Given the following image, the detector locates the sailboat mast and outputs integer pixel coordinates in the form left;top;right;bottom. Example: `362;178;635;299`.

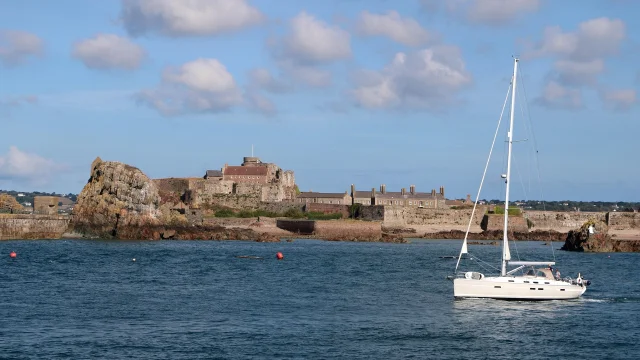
502;58;518;276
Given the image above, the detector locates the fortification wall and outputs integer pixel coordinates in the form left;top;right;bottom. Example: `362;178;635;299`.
275;219;382;239
306;203;350;218
314;220;381;240
383;206;487;228
607;212;639;230
0;214;70;240
481;214;529;232
153;178;190;203
524;211;606;231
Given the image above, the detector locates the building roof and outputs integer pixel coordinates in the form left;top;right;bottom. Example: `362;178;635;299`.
205;170;223;177
223;166;268;176
353;190;443;200
298;192;348;198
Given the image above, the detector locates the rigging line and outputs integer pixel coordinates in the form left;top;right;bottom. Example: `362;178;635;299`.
518;63;556;262
455;82;512;273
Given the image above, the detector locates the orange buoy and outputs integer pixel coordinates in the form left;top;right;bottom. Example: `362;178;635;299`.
9;251;17;258
276;252;284;260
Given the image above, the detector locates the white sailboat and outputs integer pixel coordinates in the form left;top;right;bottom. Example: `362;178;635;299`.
451;58;591;300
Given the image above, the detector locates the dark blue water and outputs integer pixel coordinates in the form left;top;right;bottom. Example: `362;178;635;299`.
1;239;638;359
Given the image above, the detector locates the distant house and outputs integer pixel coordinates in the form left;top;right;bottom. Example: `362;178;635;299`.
17;193;25;197
297;191;351;205
351;184;446;209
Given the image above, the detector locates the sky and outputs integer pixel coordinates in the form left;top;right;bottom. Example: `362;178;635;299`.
0;0;638;202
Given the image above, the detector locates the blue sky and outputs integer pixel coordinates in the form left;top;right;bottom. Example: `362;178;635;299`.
0;0;638;201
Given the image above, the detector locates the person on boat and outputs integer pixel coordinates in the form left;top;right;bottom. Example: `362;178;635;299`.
555;269;561;280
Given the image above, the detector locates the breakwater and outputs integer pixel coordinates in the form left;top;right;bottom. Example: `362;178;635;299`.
0;214;71;240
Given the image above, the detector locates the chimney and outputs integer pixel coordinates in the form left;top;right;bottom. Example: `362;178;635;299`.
224;163;228;168
371;187;376;198
380;184;386;194
351;184;355;196
410;185;415;195
401;188;406;195
466;194;471;203
431;189;436;196
440;186;445;197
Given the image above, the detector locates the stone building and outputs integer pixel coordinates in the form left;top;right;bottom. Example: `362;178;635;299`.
351;184;446;209
296;191;352;205
34;196;59;215
192;156;297;205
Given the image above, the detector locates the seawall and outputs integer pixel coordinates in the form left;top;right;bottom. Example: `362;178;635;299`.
0;214;71;240
276;219;382;241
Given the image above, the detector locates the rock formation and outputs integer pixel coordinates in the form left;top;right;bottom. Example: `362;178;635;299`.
0;194;25;213
71;157;164;238
562;219;640;252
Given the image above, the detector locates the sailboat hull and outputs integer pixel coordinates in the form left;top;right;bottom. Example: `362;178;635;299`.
453;277;586;300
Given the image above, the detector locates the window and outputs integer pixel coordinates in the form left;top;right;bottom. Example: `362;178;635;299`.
409;201;412;205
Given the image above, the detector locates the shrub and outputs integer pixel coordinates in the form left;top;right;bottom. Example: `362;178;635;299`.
306;211;343;220
214;209;235;217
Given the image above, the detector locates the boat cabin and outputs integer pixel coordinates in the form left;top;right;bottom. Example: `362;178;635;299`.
524;267;554;280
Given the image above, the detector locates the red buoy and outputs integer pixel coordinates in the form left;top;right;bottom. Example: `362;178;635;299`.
9;251;17;258
276;252;284;260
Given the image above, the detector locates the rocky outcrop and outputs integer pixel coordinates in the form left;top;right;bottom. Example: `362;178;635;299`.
71;157;164;238
0;194;25;213
562;220;640;252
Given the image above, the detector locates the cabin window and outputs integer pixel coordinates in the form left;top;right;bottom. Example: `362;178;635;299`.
530;288;536;290
494;286;501;288
508;280;514;282
560;289;566;291
538;288;544;290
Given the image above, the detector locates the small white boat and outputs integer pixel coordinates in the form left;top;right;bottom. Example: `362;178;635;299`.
450;57;591;301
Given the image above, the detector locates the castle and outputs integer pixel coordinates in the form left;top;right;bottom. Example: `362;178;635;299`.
154;156;297;209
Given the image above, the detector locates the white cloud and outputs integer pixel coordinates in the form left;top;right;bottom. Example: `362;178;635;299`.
268;11;351;88
72;34;145;70
525;17;627;111
245;91;276;116
121;0;265;37
421;0;540;25
0;146;62;184
356;11;430;46
553;59;604;86
136;58;242;116
350;45;472;110
533;81;583;110
526;18;626;62
281;11;351;64
248;68;291;93
0;30;44;66
600;88;637;111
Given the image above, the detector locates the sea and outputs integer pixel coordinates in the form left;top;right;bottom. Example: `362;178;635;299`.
1;239;638;360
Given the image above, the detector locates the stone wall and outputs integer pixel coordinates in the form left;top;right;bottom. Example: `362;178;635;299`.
276;219;315;234
153;178;190;203
34;196;59;215
275;219;382;239
524;211;607;231
314;220;381;240
359;205;385;221
0;214;70;240
306;203;350;217
607;212;639;230
383;206;487;227
481;214;529;232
